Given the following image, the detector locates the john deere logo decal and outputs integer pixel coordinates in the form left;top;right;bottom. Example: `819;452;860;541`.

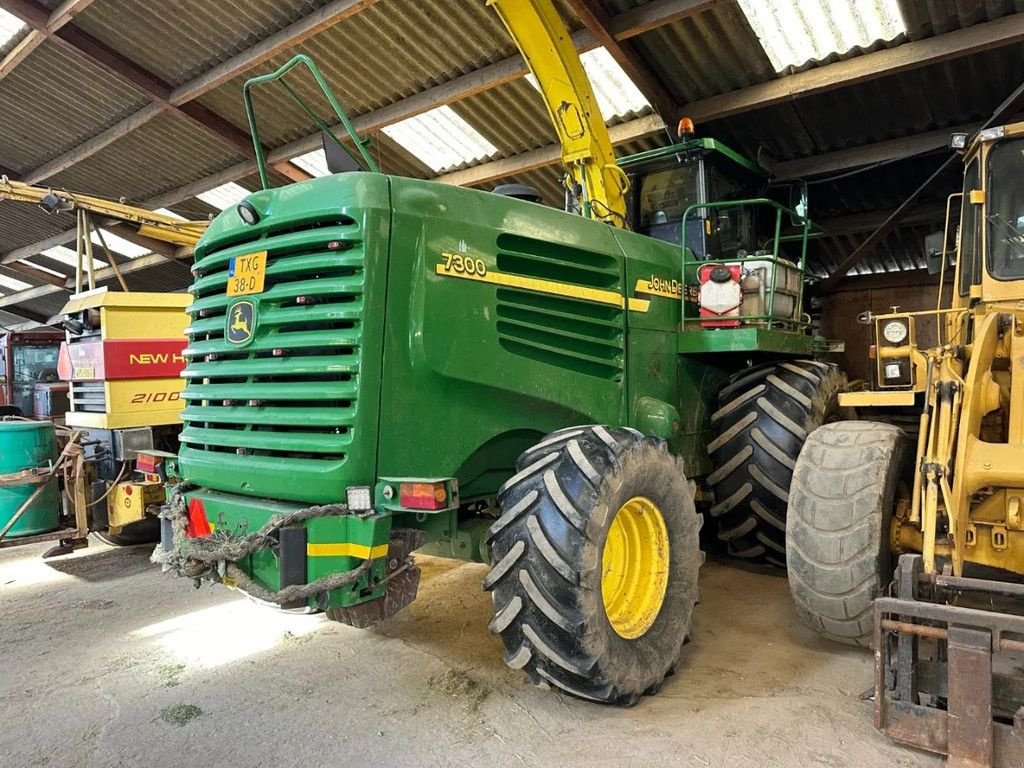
226;300;255;345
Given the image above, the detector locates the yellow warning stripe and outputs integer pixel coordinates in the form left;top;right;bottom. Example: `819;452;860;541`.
307;543;389;558
436;261;650;313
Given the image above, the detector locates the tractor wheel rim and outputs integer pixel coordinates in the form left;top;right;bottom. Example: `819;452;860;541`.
601;496;670;639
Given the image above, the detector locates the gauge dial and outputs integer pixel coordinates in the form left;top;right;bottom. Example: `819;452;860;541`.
882;321;908;344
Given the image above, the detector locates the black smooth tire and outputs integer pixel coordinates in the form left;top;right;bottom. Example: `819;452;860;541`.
484;425;702;705
706;360;847;566
92;516;161;546
786;421;907;646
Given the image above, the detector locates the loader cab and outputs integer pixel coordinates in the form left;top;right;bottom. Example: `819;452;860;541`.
620;138;768;260
947;122;1024;308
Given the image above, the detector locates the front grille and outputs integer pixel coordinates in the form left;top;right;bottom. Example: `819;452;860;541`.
180;214;364;481
69;382;107;413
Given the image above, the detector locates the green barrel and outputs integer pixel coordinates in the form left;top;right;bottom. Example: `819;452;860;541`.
0;421;59;538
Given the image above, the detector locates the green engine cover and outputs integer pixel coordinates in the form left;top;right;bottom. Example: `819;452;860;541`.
177;173;738;604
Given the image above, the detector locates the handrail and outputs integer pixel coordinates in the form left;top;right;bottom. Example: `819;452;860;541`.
680;198;812;330
243;54;379;189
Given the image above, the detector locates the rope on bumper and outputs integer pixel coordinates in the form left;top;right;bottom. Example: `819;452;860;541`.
151;485;371;605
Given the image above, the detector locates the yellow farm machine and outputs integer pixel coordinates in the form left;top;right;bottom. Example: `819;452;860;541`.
787;122;1024;765
0;179;203;554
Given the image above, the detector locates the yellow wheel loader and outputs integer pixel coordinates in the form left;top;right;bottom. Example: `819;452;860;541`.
787;121;1024;765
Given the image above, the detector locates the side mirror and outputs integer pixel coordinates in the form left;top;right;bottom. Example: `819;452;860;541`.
788;181;809;226
321;130;362;175
924;231;946;275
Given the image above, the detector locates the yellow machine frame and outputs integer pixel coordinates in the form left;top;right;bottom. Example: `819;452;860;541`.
842;121;1024;576
0;178;206;247
486;0;630;226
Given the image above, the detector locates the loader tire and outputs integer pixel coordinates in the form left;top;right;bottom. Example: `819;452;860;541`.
485;426;702;705
706;360;847;566
786;421;907;646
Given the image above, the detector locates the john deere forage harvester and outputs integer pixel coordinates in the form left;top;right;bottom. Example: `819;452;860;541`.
158;1;846;704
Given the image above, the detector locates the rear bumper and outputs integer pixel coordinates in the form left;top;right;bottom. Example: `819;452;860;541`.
168;487;390;610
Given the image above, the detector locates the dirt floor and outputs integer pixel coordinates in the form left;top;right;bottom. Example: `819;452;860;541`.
0;540;938;768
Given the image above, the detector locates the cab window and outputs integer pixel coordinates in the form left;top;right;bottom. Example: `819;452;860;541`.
637;163;701;243
987;138;1024;280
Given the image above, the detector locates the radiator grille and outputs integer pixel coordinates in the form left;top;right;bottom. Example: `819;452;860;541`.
180;215;363;472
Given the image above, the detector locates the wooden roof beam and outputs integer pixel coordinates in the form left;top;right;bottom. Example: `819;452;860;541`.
16;0;383;184
687;13;1024;122
16;0;696;185
607;0;721;40
564;0;680;122
0;0;92;81
1;0;258;157
819;77;1024;291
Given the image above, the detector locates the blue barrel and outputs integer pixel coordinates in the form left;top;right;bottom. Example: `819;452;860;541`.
0;421;59;538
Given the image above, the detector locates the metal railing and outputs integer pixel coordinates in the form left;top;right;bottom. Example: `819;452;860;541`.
681;198;812;330
243;54;379;189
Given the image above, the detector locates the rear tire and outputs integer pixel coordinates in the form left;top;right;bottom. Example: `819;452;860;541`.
786;421;907;646
706;360;847;566
485;426;702;705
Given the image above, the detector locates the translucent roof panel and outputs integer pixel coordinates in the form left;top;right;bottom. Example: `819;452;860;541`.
90;229;150;259
526;47;649;122
41;245;106;272
196;182;250;211
580;47;649;120
381;105;498;173
0;10;24;49
736;0;906;72
291;149;330;178
0;274;30;292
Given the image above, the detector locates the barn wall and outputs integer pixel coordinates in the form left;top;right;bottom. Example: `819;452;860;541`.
820;270;954;385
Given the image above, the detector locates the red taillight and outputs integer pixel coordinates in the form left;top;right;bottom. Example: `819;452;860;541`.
186;498;212;538
136;453;160;473
399;482;448;510
56;342;74;382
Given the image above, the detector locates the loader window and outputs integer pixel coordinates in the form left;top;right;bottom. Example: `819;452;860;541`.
959;158;982;295
987;138;1024;280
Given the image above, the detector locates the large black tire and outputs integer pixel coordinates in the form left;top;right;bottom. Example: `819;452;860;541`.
786;421;907;646
706;360;847;566
484;425;702;705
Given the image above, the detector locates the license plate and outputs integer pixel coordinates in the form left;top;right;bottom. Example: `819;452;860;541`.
74;366;95;379
226;251;267;297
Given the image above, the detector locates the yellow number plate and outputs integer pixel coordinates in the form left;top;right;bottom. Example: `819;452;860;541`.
226;251;267;297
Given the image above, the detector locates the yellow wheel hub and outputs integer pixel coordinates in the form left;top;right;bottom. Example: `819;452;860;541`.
601;496;670;639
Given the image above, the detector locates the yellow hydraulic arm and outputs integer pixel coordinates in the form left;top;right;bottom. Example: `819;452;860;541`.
0;177;207;248
487;0;629;227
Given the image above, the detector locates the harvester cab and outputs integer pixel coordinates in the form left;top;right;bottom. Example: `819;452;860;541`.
786;121;1024;762
158;2;849;706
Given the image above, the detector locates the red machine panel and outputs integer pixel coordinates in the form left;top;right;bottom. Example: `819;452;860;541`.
58;339;187;381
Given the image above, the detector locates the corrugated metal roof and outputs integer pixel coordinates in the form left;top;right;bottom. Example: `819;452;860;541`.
71;0;339;88
735;0;906;72
0;44;149;174
44;112;248;204
0;0;1022;317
